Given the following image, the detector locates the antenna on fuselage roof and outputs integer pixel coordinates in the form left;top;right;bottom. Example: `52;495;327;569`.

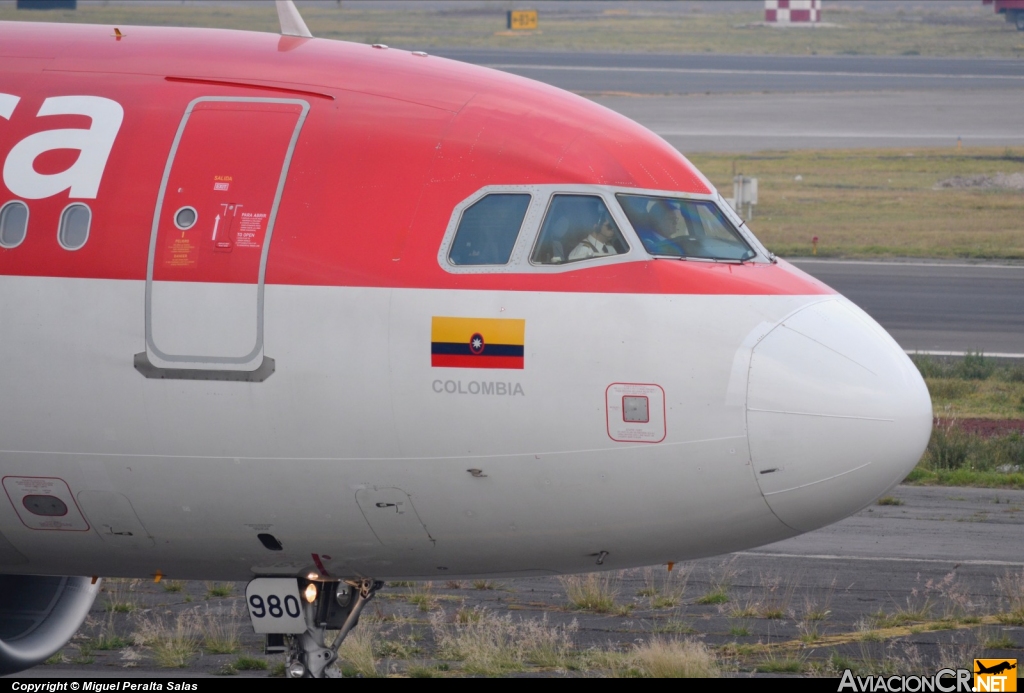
276;0;313;39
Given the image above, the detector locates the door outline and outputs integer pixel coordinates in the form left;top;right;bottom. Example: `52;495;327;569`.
140;96;309;378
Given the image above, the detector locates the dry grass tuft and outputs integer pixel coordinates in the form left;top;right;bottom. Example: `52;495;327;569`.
200;604;241;654
636;639;719;678
406;582;436;612
638;565;690;610
996;570;1024;625
430;608;577;675
132;610;201;668
335;620;382;678
609;638;720;678
104;578;141;613
560;573;619;613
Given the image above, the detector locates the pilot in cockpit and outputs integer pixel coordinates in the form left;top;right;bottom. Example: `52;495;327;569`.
567;213;621;261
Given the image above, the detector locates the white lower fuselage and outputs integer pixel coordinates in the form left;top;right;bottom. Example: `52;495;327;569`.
0;272;932;581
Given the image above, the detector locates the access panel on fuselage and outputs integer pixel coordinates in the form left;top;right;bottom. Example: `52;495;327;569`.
145;98;308;374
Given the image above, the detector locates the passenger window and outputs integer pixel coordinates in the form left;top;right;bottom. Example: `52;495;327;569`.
58;203;91;251
0;200;28;248
448;194;530;266
616;194;755;262
531;195;627;265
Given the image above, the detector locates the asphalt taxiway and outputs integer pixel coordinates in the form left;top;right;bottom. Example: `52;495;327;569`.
434;50;1024;95
436;50;1024;152
791;260;1024;356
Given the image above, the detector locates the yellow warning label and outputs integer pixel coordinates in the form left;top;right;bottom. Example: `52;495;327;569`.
166;236;196;268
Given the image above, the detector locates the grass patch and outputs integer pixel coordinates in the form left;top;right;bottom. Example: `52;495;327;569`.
912;354;1024;419
204;582;233;598
877;496;904;506
995;570;1024;625
406;582;436;612
234;656;268;671
406;665;436;678
336;620;382;678
471;580;499;591
638;565;690;611
757;655;805;674
430;609;576;675
798;623;822;644
696;588;729;605
44;652;67;665
901;357;1024;487
200;605;241;655
628;638;720;678
870;600;934;629
133;611;201;669
560;573;619;613
161;580;185;593
104;578;140;613
983;632;1018;650
91;634;129;651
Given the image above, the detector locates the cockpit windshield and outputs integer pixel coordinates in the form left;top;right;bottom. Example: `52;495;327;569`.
616;194;756;262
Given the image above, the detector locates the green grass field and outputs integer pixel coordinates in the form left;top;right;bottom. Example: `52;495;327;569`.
907;355;1024;487
912;354;1024;420
2;3;1023;58
689;147;1024;260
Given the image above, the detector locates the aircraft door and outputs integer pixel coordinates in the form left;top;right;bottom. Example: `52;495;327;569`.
140;97;309;379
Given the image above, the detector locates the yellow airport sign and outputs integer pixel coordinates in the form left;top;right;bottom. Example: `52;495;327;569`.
507;10;538;30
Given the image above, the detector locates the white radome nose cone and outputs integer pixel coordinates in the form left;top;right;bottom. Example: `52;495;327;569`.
747;298;932;532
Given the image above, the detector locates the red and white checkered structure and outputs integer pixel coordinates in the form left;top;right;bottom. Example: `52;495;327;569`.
765;0;822;23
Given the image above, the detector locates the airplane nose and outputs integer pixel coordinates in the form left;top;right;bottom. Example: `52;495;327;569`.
746;298;932;533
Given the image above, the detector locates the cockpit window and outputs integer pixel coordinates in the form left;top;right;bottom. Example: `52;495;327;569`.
616;194;756;262
531;195;628;265
448;193;531;266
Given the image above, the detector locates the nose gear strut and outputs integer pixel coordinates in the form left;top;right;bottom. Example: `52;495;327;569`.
285;578;383;678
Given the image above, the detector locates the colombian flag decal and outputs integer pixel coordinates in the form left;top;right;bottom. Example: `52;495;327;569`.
431;317;525;369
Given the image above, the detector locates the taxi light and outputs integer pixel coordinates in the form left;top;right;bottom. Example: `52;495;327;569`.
304;582;318;603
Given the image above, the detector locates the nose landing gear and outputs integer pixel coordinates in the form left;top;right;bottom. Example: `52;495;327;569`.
285;578;383;678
